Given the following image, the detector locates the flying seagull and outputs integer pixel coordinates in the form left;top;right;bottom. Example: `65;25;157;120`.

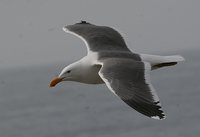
50;21;184;120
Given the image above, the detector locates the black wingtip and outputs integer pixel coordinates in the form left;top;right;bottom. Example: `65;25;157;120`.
76;20;91;24
150;112;166;120
123;99;166;120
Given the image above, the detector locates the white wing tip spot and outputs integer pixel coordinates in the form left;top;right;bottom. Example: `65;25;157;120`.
151;114;166;120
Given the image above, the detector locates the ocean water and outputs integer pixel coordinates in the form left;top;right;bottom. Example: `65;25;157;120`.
0;50;199;137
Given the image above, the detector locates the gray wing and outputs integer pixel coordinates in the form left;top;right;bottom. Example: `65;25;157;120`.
63;21;130;53
98;58;166;120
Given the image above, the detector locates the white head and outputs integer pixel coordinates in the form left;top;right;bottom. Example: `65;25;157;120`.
49;61;83;87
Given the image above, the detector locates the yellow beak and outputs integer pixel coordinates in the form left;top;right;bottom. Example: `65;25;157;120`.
49;77;64;87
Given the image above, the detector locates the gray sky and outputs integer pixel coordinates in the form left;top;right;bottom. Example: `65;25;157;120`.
0;0;199;68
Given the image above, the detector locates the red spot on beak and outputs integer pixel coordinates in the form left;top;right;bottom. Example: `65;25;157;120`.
49;77;64;87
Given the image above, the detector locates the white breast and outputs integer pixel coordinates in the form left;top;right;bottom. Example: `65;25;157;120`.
78;52;104;84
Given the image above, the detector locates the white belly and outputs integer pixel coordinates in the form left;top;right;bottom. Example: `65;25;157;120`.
80;65;104;84
75;52;104;84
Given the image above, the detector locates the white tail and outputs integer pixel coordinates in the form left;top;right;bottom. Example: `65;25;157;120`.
140;54;185;69
164;55;185;62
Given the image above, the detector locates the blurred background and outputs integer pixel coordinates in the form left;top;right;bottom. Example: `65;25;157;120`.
0;0;199;137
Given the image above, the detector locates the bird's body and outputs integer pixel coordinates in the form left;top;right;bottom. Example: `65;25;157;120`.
70;52;103;84
50;21;184;120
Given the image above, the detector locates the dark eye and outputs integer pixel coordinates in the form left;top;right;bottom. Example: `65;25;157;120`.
67;70;71;73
